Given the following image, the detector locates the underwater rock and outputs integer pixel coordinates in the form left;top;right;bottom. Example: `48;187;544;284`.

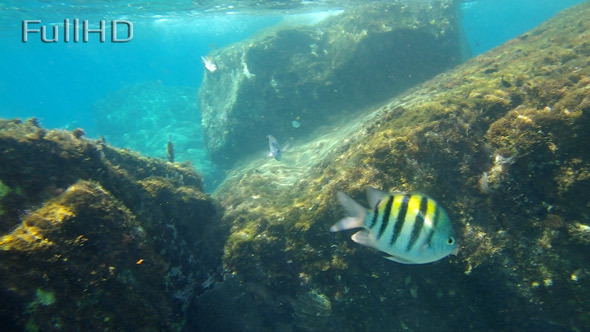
199;0;467;167
213;2;590;331
0;119;225;331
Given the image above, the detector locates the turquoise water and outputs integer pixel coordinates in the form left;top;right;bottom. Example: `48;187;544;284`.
1;1;589;331
461;0;585;55
0;0;585;189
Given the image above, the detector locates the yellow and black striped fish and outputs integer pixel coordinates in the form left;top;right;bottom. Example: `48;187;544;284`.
330;187;457;264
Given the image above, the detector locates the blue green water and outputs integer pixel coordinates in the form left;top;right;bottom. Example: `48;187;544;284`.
0;0;585;190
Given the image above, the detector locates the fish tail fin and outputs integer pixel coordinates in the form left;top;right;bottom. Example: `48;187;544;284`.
330;191;366;232
281;143;290;153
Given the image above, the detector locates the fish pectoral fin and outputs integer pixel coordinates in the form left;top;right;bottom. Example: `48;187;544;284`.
350;230;375;248
384;255;416;264
420;243;431;252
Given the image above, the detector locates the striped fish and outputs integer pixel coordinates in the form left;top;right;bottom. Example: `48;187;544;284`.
330;187;457;264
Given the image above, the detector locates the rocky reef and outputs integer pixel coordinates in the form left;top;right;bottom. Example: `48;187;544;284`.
93;82;222;189
199;0;467;167
212;2;590;331
0;119;225;331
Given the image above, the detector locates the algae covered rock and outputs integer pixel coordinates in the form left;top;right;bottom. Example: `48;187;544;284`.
212;2;590;331
0;119;225;331
199;0;466;167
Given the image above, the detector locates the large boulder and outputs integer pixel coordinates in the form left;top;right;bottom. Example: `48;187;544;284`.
199;0;467;167
0;119;225;331
209;2;590;331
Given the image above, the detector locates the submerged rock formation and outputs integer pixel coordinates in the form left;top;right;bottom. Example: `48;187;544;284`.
211;2;590;331
0;119;225;331
199;0;466;167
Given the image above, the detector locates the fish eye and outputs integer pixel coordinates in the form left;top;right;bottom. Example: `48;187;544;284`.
447;237;455;245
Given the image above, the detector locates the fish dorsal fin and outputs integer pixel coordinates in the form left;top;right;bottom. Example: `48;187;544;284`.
366;187;388;208
384;255;416;264
337;191;366;219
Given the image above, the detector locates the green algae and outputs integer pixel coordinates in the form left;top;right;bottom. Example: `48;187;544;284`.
0;179;9;216
35;288;56;306
0;179;9;199
24;320;39;332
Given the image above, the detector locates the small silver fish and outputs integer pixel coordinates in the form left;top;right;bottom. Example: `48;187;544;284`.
201;56;217;72
201;274;215;290
267;135;289;161
166;134;175;163
331;187;457;264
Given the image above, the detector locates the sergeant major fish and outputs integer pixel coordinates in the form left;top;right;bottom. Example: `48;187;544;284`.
267;135;289;161
201;56;217;73
330;187;457;264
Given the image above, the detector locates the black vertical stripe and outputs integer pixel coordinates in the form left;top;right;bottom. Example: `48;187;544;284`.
407;196;428;251
425;202;440;247
390;195;409;245
368;200;380;229
376;195;394;239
